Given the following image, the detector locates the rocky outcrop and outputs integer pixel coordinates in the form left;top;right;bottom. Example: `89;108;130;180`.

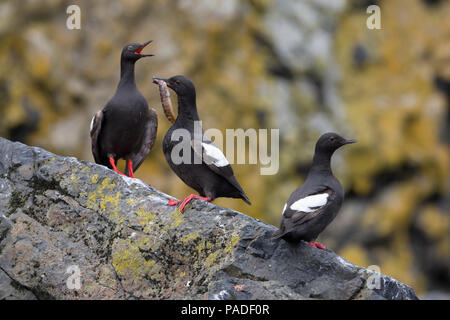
2;0;449;295
0;137;418;300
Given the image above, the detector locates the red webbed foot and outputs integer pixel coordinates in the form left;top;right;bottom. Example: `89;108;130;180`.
168;194;211;212
307;242;327;250
109;157;127;176
168;199;182;206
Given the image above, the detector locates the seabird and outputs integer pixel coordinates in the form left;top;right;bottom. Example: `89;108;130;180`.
152;75;251;212
272;132;356;249
90;41;158;178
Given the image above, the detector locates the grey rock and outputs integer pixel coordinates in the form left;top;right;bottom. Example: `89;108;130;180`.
0;137;418;299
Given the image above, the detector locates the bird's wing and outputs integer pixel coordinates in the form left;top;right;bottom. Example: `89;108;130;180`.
274;187;334;238
128;109;158;173
191;138;229;168
190;137;249;199
90;110;104;164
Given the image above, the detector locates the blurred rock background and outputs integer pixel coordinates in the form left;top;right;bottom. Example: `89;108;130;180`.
0;0;448;298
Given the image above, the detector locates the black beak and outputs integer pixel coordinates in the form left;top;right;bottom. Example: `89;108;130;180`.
135;40;154;57
344;138;357;144
153;77;172;88
153;77;167;83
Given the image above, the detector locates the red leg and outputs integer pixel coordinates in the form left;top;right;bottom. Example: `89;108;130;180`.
307;242;327;250
168;199;183;206
168;194;211;212
126;160;135;178
109;157;126;176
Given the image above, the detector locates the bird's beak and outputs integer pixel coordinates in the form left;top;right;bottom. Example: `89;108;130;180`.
344;138;357;144
134;40;154;57
152;77;168;83
153;77;172;88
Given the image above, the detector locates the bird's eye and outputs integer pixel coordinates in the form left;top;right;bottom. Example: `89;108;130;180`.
329;137;335;141
127;46;132;50
175;80;180;84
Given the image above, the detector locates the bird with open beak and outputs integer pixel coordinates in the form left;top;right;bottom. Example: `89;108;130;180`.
90;40;158;179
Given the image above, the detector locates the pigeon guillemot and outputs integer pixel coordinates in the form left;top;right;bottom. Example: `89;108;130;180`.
152;75;251;212
272;132;356;249
90;41;158;178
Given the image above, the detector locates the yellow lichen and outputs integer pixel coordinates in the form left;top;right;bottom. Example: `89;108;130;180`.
169;208;184;229
85;177;124;224
181;232;200;244
70;173;79;183
91;174;99;184
205;251;219;267
136;206;156;226
197;241;205;255
126;198;137;205
112;239;160;281
224;235;239;253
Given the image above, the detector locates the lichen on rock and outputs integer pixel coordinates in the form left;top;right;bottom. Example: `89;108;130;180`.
0;137;418;299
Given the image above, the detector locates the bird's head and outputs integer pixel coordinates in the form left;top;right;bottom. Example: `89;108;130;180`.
315;132;357;154
121;41;154;61
153;75;195;97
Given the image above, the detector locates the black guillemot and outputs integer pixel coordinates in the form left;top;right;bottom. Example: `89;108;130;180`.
272;132;356;249
152;75;251;212
90;41;158;179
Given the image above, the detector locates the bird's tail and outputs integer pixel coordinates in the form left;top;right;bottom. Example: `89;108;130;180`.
240;192;252;205
271;227;285;240
226;175;251;205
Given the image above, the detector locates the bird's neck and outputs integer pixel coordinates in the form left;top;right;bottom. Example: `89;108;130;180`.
309;152;333;177
118;59;136;89
177;93;200;121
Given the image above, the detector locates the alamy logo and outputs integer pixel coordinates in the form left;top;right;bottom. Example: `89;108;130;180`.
66;265;81;290
366;5;381;29
366;265;382;290
170;121;279;175
66;5;81;30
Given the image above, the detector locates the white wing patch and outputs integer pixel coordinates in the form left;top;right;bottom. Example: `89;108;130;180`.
90;115;95;133
202;142;229;167
290;193;329;213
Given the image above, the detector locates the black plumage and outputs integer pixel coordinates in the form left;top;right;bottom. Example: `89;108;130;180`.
272;132;356;249
153;75;251;212
90;41;158;178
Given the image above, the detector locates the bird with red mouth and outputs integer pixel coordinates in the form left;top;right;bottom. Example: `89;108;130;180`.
90;41;158;179
152;75;251;212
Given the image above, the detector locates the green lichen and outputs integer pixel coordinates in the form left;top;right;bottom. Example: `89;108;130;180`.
112;239;162;281
97;266;118;289
80;166;90;173
91;174;99;184
169;208;184;229
224;235;240;253
86;177;125;224
136;207;156;226
70;173;80;183
205;251;220;267
181;232;200;244
197;241;205;255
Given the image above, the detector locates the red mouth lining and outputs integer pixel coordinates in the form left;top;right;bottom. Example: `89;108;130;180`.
134;46;145;55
